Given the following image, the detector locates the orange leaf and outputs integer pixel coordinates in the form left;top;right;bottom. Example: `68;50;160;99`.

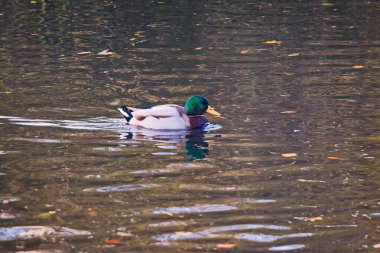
294;216;323;222
281;153;298;158
217;243;236;249
105;239;121;244
352;65;365;69
87;210;97;217
326;156;340;160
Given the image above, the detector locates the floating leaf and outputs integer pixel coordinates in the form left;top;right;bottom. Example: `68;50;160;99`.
352;65;365;69
105;239;122;244
264;40;281;45
77;51;91;55
280;110;297;114
240;49;252;54
35;211;56;219
97;49;114;56
217;243;236;249
281;153;298;158
86;210;97;217
294;216;323;222
298;179;326;183
116;231;133;237
326;156;341;160
288;53;300;57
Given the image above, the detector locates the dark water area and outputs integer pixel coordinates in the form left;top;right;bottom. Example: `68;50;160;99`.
0;1;379;252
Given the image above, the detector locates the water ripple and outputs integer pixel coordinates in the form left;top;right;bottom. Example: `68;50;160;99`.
83;184;159;193
151;204;237;214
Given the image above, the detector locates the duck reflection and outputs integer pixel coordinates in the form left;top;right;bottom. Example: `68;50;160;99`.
119;127;211;161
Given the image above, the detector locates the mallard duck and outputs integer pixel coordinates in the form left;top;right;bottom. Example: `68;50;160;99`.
117;95;221;130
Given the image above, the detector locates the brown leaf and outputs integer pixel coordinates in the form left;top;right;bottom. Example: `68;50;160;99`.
281;153;298;158
87;210;97;217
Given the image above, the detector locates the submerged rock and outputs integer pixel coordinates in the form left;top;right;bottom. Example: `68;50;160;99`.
0;226;91;242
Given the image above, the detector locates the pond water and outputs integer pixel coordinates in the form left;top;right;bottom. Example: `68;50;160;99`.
0;1;379;252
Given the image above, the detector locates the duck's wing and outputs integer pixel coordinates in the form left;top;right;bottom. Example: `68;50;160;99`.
132;105;184;121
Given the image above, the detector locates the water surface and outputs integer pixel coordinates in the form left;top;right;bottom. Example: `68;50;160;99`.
0;1;379;252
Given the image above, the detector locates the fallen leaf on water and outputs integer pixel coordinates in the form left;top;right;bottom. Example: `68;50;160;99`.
35;211;56;219
281;153;298;158
105;239;122;244
97;50;114;56
280;110;297;114
326;156;341;160
77;51;91;55
86;210;97;217
175;231;192;235
240;49;252;54
264;40;281;45
352;65;365;69
298;179;326;183
217;243;236;249
116;231;133;237
288;53;300;57
294;216;323;222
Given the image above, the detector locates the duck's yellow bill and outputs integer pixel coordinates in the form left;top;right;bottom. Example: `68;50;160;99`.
206;106;221;116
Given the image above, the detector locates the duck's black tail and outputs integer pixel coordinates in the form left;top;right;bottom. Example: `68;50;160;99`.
118;106;134;123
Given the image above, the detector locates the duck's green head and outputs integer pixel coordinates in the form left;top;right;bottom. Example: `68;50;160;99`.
184;95;221;116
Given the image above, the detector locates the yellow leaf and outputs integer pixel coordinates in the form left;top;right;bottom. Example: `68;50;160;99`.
77;51;91;55
217;243;236;249
294;216;323;222
352;65;365;69
281;153;298;158
240;49;252;54
264;40;281;45
280;110;297;114
288;53;300;57
35;211;56;219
